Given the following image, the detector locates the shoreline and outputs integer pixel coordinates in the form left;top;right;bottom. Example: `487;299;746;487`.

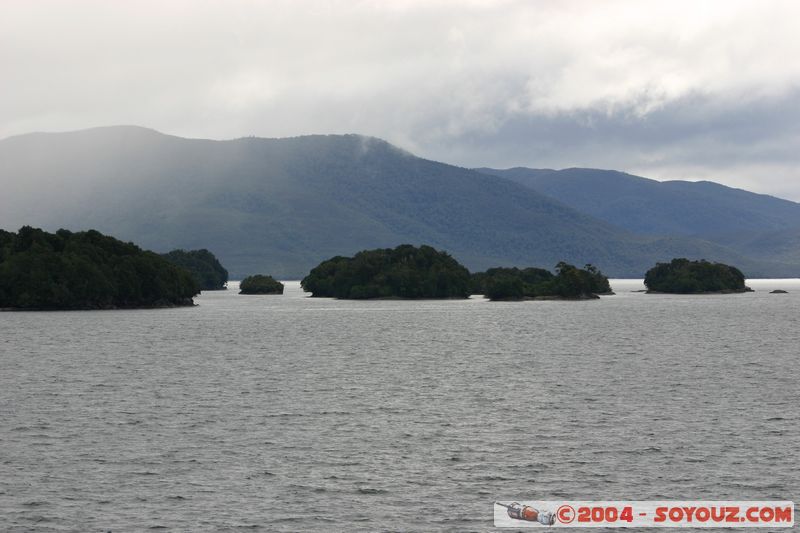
489;293;604;301
0;300;196;312
320;295;471;301
645;287;753;295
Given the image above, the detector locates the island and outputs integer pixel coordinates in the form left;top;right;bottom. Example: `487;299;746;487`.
301;244;471;299
644;258;751;294
0;226;198;310
472;262;612;300
161;248;228;290
239;275;284;294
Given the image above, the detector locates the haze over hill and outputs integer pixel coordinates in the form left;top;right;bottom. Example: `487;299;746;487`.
478;167;800;267
2;126;798;278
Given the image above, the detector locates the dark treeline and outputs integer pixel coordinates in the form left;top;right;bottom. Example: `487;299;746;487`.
644;258;748;293
0;227;198;309
302;244;612;300
239;275;284;294
301;244;471;299
161;249;228;290
7;227;745;307
471;262;612;300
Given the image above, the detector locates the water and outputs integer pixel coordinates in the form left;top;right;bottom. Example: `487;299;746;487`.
1;280;798;531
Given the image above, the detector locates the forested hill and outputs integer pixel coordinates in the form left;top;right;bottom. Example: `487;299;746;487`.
0;227;197;309
1;126;797;278
476;167;800;266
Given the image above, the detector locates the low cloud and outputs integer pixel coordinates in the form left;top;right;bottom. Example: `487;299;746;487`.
3;0;800;198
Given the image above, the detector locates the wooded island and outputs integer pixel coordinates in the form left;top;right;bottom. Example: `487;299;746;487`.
644;258;751;294
0;227;198;309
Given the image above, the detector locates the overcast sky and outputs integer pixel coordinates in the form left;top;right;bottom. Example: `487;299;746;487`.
3;0;800;199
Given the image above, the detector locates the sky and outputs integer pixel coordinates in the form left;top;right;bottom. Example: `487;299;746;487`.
3;0;800;199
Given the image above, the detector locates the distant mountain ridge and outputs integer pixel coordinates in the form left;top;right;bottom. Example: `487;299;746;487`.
477;166;800;266
1;126;798;278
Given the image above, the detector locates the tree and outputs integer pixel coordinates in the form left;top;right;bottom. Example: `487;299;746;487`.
160;248;228;290
301;244;471;299
0;227;198;309
239;275;284;294
644;258;748;293
472;262;610;300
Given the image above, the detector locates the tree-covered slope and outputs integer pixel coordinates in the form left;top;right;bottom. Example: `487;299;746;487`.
301;244;471;299
239;274;284;295
644;258;750;294
472;263;611;300
477;167;800;241
161;248;228;290
0;226;198;309
1;126;797;278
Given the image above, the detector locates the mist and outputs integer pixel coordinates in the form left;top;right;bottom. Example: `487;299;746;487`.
3;1;800;199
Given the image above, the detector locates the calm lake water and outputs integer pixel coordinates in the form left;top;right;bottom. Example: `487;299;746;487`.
1;280;798;531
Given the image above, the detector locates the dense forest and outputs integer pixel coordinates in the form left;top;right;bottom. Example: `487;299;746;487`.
161;248;228;290
0;227;198;309
644;258;749;293
472;263;612;300
6;127;795;279
239;275;284;294
301;244;471;299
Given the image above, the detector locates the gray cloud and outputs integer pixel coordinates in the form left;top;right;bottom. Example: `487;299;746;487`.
3;0;800;198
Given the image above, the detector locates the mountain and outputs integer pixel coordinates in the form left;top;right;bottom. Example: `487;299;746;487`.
1;126;797;278
476;167;800;264
719;227;800;266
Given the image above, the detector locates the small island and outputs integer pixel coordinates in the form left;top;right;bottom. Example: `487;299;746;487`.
301;244;471;299
0;226;198;310
644;258;751;294
472;262;612;300
239;274;284;294
161;248;228;290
